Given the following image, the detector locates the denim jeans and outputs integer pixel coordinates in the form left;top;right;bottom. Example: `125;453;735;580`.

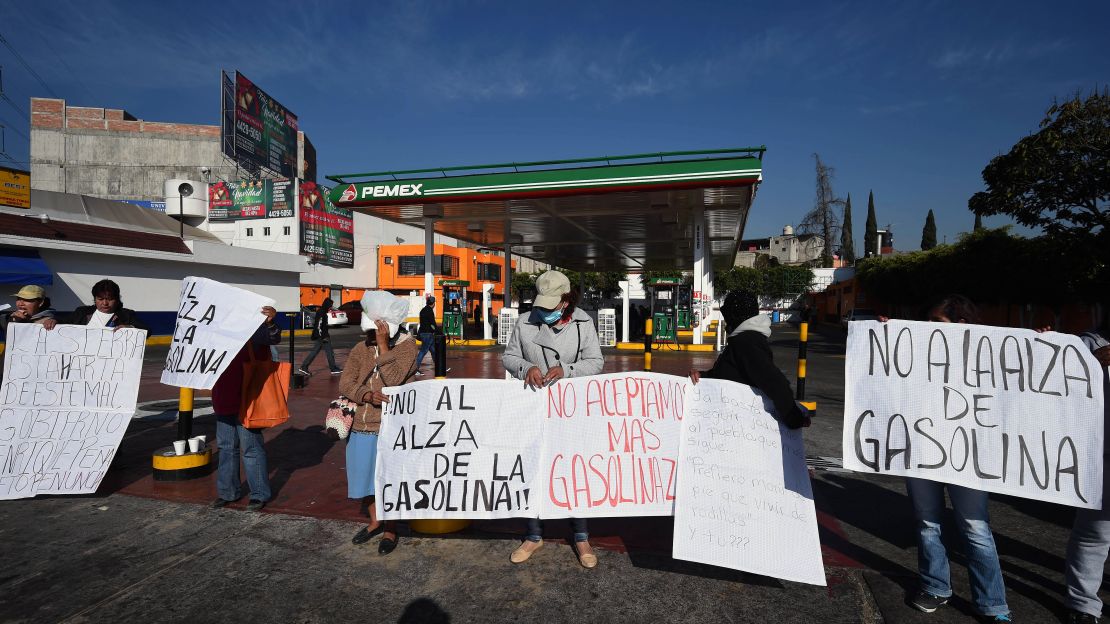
416;333;435;367
905;478;1008;616
216;414;271;502
1065;480;1110;617
526;517;588;543
301;338;339;372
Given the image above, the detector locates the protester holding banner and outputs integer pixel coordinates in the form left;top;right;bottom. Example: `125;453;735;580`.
0;285;57;333
888;295;1013;621
1064;306;1110;624
299;298;342;376
340;291;419;555
688;289;809;429
63;279;146;330
211;305;281;512
502;269;604;568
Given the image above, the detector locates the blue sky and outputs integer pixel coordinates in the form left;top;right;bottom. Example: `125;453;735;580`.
1;1;1107;250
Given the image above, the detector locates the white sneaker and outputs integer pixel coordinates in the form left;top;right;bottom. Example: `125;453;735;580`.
414;371;424;377
297;368;311;376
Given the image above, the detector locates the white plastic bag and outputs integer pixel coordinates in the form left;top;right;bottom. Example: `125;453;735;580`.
360;290;410;336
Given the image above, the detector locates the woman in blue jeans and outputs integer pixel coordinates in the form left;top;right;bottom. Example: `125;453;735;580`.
211;306;282;511
902;295;1011;622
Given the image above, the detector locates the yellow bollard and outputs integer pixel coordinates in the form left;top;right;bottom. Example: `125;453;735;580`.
644;318;653;371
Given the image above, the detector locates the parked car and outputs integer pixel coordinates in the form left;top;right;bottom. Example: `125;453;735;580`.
336;300;363;325
326;308;348;326
301;304;348;327
842;308;879;327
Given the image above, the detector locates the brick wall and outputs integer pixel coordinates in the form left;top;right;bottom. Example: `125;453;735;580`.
31;98;218;137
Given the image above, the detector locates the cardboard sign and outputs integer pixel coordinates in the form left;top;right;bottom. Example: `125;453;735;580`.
0;324;146;498
673;378;826;586
843;320;1105;509
160;277;274;390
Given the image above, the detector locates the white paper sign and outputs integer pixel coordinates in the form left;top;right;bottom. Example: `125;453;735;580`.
843;320;1105;509
160;277;274;390
0;323;146;499
673;378;826;586
540;372;684;518
377;379;544;520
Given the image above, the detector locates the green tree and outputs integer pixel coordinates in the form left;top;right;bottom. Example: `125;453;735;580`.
864;190;878;257
840;193;856;264
921;210;937;250
969;90;1109;244
510;271;536;304
973;213;984;231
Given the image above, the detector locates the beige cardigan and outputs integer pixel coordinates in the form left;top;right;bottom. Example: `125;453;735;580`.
338;335;419;433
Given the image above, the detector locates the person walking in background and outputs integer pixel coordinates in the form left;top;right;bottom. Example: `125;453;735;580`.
0;285;57;333
502;270;604;568
688;289;810;429
896;295;1012;622
64;279;145;329
414;296;437;375
341;291;419;555
211;305;282;512
1063;304;1110;624
299;298;341;376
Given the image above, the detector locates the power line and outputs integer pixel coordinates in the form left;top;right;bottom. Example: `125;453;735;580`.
0;92;28;119
0;112;29;141
0;31;59;98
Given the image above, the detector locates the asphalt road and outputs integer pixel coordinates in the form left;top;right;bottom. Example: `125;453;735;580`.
0;322;1098;623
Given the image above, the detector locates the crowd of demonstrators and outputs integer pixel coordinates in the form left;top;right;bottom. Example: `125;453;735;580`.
340;291;419;555
299;297;342;376
502;270;605;568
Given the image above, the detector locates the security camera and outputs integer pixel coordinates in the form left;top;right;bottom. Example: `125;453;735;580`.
201;166;211;175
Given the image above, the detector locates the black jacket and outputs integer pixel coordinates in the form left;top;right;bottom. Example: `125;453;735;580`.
66;305;146;330
418;305;437;335
311;308;330;341
701;331;806;429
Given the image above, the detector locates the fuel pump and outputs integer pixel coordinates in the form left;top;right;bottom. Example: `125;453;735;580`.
439;279;469;340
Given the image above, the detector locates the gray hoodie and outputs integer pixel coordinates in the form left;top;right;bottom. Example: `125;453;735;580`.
503;307;604;380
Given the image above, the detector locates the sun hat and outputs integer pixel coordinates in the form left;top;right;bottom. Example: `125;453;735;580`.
533;270;571;309
14;285;46;300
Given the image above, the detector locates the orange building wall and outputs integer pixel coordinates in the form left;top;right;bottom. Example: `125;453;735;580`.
378;244;516;320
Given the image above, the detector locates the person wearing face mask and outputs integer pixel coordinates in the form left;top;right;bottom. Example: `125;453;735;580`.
502;270;604;568
339;290;419;555
64;279;145;329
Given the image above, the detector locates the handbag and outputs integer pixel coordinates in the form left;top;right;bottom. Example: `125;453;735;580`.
239;344;292;429
324;364;378;440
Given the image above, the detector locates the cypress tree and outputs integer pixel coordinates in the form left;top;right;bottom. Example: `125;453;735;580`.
840;193;855;264
921;210;937;250
864;191;878;257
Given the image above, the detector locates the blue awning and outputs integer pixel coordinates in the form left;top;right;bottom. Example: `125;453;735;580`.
0;249;52;285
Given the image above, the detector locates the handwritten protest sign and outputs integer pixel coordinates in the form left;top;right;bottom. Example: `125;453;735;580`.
541;372;684;518
844;320;1105;509
377;379;544;520
673;378;826;586
160;277;274;390
0;324;146;499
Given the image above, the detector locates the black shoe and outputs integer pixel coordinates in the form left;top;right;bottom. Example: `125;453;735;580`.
1068;612;1098;624
210;497;238;509
378;536;398;555
352;524;384;545
909;590;949;613
247;499;266;512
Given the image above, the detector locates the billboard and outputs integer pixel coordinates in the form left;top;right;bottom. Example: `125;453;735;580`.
208;179;294;221
222;71;299;178
0;165;31;209
299;181;354;268
301;134;317;183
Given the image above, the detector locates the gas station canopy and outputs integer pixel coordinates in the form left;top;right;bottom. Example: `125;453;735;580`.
327;147;764;272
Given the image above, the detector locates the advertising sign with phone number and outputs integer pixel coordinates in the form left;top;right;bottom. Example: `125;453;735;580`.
299;181;354;268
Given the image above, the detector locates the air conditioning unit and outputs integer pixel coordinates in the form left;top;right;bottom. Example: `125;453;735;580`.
164;179;209;220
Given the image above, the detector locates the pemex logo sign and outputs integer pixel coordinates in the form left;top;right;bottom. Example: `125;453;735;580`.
337;182;425;203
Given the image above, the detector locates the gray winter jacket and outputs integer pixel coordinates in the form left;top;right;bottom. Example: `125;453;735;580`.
503;307;604;380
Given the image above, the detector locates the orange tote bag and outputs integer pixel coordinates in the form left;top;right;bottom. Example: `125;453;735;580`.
239;347;292;429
